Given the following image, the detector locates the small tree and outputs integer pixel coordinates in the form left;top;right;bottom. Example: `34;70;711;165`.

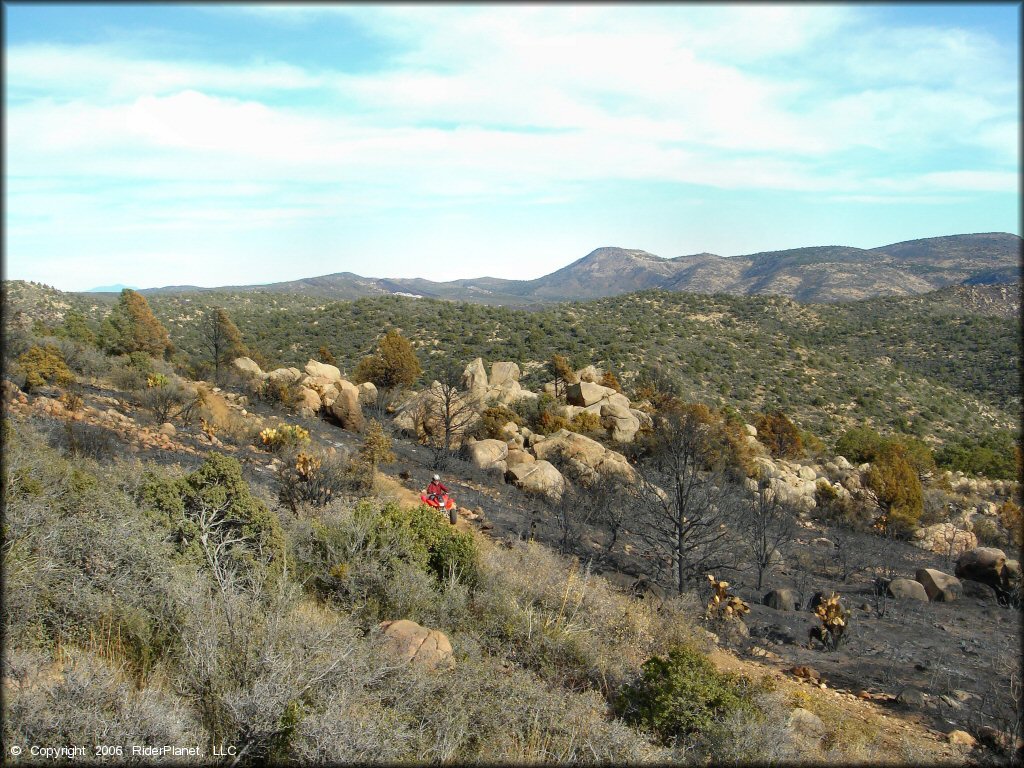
202;308;247;383
739;480;796;590
600;368;623;393
548;354;577;401
632;405;742;595
424;362;481;470
316;345;337;367
754;410;803;459
867;443;923;535
99;289;173;358
634;363;684;413
359;419;395;473
58;309;97;346
354;329;422;392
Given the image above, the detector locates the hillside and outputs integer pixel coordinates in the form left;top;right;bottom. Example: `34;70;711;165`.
6;279;1019;461
121;232;1022;305
2;321;1019;764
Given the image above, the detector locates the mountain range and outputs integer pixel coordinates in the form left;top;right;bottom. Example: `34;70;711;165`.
129;232;1020;305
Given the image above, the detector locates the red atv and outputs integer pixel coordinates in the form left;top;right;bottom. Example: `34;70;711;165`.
421;491;458;525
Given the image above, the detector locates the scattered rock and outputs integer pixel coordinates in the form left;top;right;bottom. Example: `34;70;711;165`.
789;665;820;681
947;730;976;748
887;578;929;602
896;686;927;708
763;588;799;611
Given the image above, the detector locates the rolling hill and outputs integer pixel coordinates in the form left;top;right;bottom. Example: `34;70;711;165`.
129;232;1021;305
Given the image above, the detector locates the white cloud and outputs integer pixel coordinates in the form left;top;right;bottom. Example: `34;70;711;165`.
5;5;1019;287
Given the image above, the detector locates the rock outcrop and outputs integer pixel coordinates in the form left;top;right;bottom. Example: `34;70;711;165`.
530;429;635;484
912;523;977;557
600;402;641;443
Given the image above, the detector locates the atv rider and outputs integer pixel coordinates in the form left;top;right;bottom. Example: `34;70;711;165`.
426;474;449;505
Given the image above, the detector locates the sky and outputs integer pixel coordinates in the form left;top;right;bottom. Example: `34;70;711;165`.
4;3;1020;291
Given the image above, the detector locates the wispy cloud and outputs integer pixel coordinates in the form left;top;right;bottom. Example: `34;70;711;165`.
4;5;1019;288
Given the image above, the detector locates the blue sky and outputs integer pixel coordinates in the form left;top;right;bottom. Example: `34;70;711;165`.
4;3;1020;291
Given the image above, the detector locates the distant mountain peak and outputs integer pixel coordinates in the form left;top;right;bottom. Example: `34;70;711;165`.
121;232;1020;305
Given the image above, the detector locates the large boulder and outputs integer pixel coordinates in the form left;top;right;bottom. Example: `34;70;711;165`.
785;707;826;749
955;547;1008;590
357;381;378;407
506;448;535;467
295;386;323;417
600;402;641;443
566;381;617;407
329;380;364;432
304;359;342;383
267;367;303;386
763;588;798;611
505;460;565;501
232;357;264;377
886;578;928;602
489;361;520;388
530;429;635;484
462;357;489;398
467;439;508;473
915;568;962;602
912;523;977;557
378;620;454;671
576;364;602;384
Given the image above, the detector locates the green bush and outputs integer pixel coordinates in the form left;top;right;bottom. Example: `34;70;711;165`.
16;344;75;391
569;410;602;434
867;443;923;534
937;430;1018;479
365;502;479;587
834;426;885;464
170;453;286;575
477;405;523;440
616;645;757;744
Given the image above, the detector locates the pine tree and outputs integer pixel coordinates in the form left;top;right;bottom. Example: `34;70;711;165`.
99;289;173;358
359;419;395;472
354;329;422;391
548;354;577;400
203;307;247;382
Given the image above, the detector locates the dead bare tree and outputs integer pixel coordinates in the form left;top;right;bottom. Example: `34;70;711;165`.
630;407;742;595
737;479;796;590
424;362;481;470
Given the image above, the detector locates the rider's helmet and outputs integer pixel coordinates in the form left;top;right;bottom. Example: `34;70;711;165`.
432;474;440;481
